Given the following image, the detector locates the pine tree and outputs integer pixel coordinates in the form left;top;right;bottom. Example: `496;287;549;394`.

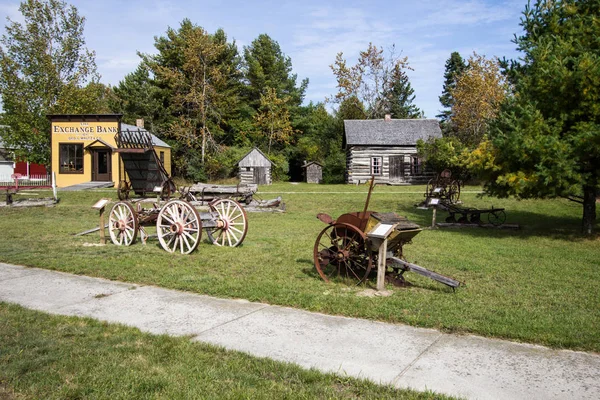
476;0;600;234
437;52;467;123
385;66;423;119
243;34;308;110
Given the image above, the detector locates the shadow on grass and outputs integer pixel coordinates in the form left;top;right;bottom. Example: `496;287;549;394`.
419;209;599;241
300;263;457;294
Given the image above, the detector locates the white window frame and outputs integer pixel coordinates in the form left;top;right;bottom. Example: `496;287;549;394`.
370;157;382;176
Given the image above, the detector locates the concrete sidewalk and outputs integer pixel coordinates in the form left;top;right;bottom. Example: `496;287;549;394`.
1;263;598;400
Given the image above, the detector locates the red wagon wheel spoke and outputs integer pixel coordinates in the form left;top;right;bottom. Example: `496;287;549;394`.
207;199;248;247
156;200;201;254
108;201;138;246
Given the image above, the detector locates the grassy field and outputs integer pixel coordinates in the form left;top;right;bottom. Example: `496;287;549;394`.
0;303;451;399
0;183;598;352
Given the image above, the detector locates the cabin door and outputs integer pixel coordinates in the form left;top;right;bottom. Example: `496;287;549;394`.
253;167;267;185
389;156;405;181
92;149;111;182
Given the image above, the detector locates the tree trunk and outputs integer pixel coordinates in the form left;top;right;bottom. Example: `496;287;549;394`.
268;124;273;155
582;185;597;235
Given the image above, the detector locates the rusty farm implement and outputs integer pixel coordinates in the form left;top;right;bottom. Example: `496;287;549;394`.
314;179;460;289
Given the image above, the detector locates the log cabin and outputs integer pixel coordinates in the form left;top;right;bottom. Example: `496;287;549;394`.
344;116;442;184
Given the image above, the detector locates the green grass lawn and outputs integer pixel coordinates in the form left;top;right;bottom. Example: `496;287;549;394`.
0;303;451;399
0;183;598;352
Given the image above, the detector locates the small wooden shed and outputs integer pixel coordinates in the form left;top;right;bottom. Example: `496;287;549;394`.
238;147;273;185
302;161;322;184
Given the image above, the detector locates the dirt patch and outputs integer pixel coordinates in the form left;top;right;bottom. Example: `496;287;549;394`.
356;288;393;298
0;197;57;208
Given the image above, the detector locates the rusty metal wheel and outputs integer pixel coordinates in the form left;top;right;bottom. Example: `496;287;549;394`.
160;178;176;201
108;201;138;246
426;178;434;198
448;180;461;203
117;180;130;201
207;199;248;247
156;199;201;254
488;209;506;226
313;223;373;284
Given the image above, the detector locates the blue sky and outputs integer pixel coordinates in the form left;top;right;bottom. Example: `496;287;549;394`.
0;0;526;118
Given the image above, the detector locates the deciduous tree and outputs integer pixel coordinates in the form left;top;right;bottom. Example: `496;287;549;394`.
450;52;507;146
141;21;241;176
254;87;295;154
329;43;422;119
0;0;100;165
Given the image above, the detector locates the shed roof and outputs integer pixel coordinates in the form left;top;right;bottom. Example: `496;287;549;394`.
302;161;322;168
238;147;273;167
121;123;171;148
344;119;442;146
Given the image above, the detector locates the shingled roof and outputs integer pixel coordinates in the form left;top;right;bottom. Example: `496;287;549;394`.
121;123;171;148
344;119;442;146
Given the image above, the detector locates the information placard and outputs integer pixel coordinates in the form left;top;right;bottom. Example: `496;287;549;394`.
92;198;110;210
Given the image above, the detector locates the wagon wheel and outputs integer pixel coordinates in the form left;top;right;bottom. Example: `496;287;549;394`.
313;222;373;284
117;180;130;201
448;180;461;203
160;178;176;201
108;201;138;246
207;199;248;247
425;178;434;198
156;199;202;254
488;209;506;226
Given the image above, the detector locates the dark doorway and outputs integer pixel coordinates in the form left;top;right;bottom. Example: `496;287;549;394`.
253;167;267;185
389;155;405;181
92;150;111;181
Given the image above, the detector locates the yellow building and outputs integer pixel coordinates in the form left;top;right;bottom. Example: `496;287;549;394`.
49;114;171;189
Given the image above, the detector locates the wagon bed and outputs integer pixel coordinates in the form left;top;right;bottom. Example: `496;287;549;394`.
114;128;175;199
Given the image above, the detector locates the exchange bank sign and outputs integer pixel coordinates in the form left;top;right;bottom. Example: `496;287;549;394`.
52;122;118;141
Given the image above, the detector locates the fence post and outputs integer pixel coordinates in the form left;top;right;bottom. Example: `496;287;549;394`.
52;172;57;201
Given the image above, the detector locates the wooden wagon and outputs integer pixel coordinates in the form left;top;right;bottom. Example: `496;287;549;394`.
114;128;176;200
107;198;248;254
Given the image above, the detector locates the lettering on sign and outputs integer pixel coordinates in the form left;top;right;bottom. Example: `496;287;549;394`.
53;125;118;134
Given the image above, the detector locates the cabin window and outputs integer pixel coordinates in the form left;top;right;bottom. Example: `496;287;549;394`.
159;151;164;165
371;157;382;176
246;167;251;172
411;156;422;175
59;143;84;174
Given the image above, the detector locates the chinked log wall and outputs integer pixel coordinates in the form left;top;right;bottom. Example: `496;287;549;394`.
239;167;271;185
346;146;433;184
